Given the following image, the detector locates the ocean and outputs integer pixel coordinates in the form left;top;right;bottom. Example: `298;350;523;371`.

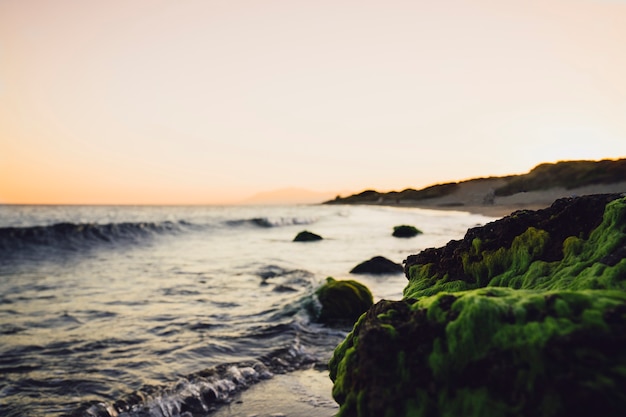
0;204;495;417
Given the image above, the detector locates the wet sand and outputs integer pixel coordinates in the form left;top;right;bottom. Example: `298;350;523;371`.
212;367;338;417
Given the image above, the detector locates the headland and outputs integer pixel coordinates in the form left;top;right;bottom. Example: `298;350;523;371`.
325;159;626;218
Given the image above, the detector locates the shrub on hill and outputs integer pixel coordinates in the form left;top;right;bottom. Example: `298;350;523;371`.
495;159;626;196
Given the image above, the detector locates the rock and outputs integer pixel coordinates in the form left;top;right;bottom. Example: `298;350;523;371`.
293;230;323;242
350;256;403;274
392;225;422;238
402;193;625;298
315;277;373;324
330;194;626;417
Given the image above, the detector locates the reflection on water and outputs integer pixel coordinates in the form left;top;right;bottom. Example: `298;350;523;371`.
0;204;495;416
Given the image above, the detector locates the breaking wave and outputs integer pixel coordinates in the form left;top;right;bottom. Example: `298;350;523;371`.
0;221;188;255
225;216;316;228
66;302;341;417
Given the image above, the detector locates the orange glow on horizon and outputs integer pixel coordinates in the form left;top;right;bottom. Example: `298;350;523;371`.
2;0;626;205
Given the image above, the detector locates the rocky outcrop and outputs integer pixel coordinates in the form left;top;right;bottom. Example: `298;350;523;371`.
330;194;626;417
293;230;323;241
350;256;403;274
392;225;422;238
315;277;373;324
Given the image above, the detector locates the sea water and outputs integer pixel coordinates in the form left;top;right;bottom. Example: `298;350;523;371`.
0;204;496;416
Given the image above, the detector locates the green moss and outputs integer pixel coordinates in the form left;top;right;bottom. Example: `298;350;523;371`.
460;227;550;288
315;277;373;324
392;225;423;238
330;288;626;417
421;289;624;379
331;197;626;417
405;197;626;299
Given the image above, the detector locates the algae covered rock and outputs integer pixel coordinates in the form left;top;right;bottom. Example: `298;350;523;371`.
330;288;626;417
392;225;422;238
293;230;323;242
403;193;626;298
315;277;373;324
350;256;403;274
330;194;626;417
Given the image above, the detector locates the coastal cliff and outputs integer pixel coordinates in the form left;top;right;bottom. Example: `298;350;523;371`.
329;193;626;417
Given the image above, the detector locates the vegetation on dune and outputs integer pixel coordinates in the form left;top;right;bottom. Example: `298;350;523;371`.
327;183;460;204
494;159;626;196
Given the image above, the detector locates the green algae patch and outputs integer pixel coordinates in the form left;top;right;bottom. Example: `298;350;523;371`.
392;225;423;238
330;195;626;417
315;277;373;324
330;289;626;417
404;196;626;299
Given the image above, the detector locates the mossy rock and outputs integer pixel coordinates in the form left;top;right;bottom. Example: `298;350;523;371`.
315;277;373;324
392;225;422;238
404;194;626;298
350;256;403;274
330;288;626;417
330;194;626;417
293;230;323;242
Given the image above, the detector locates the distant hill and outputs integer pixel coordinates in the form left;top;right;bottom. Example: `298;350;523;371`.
240;187;340;205
325;158;626;206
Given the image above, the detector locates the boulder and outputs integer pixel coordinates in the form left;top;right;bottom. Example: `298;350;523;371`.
315;277;373;324
330;194;626;417
293;230;323;242
350;256;403;274
392;225;422;238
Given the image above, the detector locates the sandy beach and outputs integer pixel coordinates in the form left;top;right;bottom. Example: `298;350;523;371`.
384;180;626;218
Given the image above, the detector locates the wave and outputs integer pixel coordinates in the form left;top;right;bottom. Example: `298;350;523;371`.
68;333;324;417
0;221;187;255
225;216;316;228
67;291;345;417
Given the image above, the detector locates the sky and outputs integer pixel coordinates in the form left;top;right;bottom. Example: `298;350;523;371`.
1;0;626;205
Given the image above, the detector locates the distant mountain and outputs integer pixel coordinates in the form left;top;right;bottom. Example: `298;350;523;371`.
240;188;341;205
325;158;626;205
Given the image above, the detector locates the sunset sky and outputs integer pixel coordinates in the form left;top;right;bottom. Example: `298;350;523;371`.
2;0;626;204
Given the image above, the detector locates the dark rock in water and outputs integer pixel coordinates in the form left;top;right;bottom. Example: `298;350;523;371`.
293;230;323;242
315;277;373;324
392;224;422;238
350;256;403;274
272;284;297;293
330;194;626;417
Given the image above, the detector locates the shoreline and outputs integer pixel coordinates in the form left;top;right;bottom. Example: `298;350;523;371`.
379;200;551;218
211;367;338;417
337;181;626;219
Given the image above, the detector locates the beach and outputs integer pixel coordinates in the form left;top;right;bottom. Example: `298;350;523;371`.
377;180;626;217
3;184;625;416
180;184;626;417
